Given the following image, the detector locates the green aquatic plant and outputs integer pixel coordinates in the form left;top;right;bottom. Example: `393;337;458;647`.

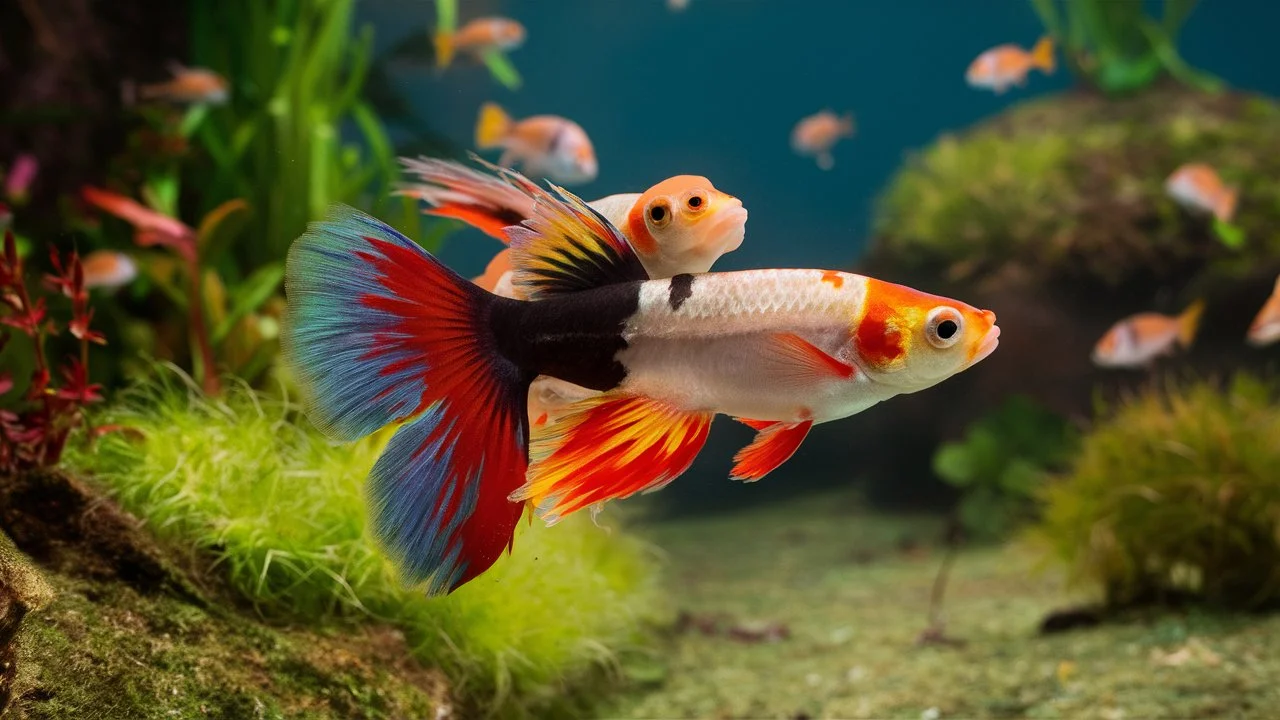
1034;375;1280;610
934;396;1077;542
872;90;1280;286
70;369;662;715
1028;0;1222;95
186;0;435;268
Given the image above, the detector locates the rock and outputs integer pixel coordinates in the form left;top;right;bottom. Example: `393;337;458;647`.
0;530;54;712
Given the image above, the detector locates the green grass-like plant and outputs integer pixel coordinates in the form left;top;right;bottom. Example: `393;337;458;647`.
1034;375;1280;610
187;0;436;268
1028;0;1221;95
68;368;663;715
872;89;1280;286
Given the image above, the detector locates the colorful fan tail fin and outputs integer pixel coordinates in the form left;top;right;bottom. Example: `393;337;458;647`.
730;420;813;481
506;176;648;298
397;157;535;242
512;394;712;524
284;205;532;593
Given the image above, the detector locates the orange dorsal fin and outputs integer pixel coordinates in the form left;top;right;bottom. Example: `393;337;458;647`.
731;420;813;481
511;394;713;523
761;332;856;388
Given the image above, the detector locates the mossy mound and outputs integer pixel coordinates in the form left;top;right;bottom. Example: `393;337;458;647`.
1034;375;1280;611
871;87;1280;288
63;370;663;717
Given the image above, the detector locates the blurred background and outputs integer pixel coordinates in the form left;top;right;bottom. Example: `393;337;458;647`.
3;1;1280;718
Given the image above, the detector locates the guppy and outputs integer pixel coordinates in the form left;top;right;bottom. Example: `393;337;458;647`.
283;165;1000;594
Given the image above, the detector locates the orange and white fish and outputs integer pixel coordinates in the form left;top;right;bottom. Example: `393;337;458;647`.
131;63;230;106
399;157;749;427
283;163;999;594
80;250;138;291
965;36;1055;94
791;111;855;171
435;17;526;69
1247;275;1280;346
1165;163;1237;222
474;103;598;185
1091;301;1205;368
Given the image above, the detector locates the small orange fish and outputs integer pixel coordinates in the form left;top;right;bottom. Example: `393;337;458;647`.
1166;163;1237;222
132;63;229;106
1247;275;1280;347
791;111;855;171
1092;301;1204;369
435;17;526;69
475;102;597;185
80;250;138;291
966;36;1055;94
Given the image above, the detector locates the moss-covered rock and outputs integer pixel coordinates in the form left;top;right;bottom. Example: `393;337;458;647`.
871;87;1280;288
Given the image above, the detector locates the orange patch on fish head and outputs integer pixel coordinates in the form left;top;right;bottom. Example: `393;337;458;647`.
856;279;998;387
628;176;746;273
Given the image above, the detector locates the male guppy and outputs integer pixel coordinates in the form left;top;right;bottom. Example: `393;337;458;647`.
283;165;999;594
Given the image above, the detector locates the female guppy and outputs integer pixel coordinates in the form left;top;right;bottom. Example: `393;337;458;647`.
283;166;1000;595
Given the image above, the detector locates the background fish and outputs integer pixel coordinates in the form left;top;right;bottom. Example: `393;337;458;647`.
1092;301;1205;368
474;102;598;185
434;16;526;69
1166;162;1238;222
1247;275;1280;346
128;62;230;106
791;111;855;170
965;36;1055;94
80;250;137;291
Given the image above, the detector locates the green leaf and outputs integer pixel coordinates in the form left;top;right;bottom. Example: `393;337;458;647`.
480;50;523;90
180;104;212;138
436;0;457;34
933;443;975;486
197;199;253;265
1213;219;1246;250
213;263;284;344
142;173;181;217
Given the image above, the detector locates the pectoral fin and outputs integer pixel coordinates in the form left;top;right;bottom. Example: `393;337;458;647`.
731;420;813;481
512;393;713;523
760;332;856;389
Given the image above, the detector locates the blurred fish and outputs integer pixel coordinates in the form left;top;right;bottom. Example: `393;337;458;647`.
965;36;1055;94
668;0;691;11
283;163;999;593
1247;275;1280;346
80;250;138;291
4;154;38;203
399;157;749;426
435;16;526;69
1091;301;1205;368
791;111;854;170
125;63;229;106
1166;163;1237;222
474;102;598;185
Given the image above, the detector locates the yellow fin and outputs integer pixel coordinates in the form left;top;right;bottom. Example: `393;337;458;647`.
510;393;713;524
475;102;512;149
434;30;455;69
1032;35;1056;74
1177;299;1205;348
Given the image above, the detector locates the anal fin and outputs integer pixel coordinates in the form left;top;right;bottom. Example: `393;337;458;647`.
511;393;713;523
730;420;813;482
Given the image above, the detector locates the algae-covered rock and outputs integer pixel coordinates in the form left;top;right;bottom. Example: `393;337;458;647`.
871;88;1280;289
0;532;54;713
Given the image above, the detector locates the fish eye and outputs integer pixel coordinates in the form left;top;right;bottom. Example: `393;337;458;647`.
926;307;963;349
648;201;671;227
686;194;704;210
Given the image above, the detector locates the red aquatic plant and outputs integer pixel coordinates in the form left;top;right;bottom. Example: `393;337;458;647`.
0;229;109;473
80;186;220;395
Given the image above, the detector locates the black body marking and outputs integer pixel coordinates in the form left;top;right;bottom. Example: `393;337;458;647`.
487;282;642;392
668;274;694;311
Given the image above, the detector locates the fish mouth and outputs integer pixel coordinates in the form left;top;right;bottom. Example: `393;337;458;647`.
706;201;748;252
970;324;1000;365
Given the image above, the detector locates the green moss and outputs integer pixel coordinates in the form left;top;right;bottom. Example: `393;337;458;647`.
11;573;447;719
872;89;1280;286
1033;375;1280;609
65;369;663;716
